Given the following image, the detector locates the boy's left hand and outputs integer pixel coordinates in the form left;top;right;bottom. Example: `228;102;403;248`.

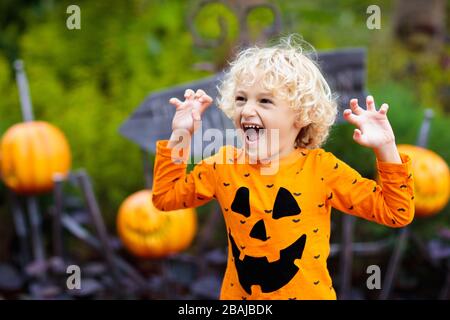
343;96;395;149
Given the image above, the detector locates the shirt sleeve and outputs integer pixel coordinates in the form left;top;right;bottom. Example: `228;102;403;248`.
152;140;216;211
320;150;415;227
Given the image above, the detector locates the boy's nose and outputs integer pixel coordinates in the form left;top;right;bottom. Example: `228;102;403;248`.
241;102;257;117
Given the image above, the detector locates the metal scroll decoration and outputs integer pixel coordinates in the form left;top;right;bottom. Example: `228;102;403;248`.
186;0;282;49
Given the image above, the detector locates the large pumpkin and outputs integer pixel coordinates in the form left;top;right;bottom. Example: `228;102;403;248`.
0;121;71;194
117;190;197;258
397;144;449;217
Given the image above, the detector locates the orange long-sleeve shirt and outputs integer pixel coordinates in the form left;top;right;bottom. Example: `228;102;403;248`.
152;140;414;300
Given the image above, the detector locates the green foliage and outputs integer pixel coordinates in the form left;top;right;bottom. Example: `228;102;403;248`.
0;0;211;222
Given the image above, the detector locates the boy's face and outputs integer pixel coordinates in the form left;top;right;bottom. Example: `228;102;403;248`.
233;77;302;162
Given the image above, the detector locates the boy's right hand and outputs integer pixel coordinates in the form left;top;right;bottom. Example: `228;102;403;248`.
169;89;213;134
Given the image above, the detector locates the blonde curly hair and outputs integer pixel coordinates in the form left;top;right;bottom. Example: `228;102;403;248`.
217;35;337;149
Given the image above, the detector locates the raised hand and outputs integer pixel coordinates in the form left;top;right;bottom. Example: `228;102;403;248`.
169;89;213;134
343;96;396;148
343;95;401;163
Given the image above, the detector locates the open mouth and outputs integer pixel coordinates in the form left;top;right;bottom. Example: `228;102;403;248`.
229;231;307;294
242;123;265;144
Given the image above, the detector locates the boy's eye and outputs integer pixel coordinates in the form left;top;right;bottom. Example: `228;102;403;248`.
260;98;273;104
235;96;246;104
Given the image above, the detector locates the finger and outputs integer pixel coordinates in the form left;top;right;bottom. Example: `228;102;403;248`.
184;89;195;99
192;108;201;122
198;95;213;112
379;103;389;115
199;94;212;104
350;98;363;115
169;97;183;109
366;95;376;111
192;109;202;132
353;128;364;144
195;89;206;98
343;109;359;126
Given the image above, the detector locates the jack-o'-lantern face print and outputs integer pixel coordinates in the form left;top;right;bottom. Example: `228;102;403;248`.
228;186;307;294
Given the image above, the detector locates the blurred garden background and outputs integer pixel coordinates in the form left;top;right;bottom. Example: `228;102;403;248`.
0;0;449;299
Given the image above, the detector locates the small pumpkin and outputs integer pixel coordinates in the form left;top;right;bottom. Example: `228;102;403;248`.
0;121;71;194
117;190;197;258
397;144;449;217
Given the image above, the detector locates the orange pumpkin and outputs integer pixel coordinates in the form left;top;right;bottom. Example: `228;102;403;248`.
397;144;449;217
0;121;71;194
117;190;197;258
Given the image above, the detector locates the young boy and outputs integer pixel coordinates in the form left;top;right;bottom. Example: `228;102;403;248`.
152;37;414;300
